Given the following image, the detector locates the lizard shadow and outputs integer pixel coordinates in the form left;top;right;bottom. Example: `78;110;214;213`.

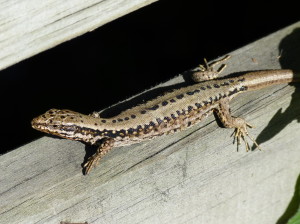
276;173;300;224
251;27;300;224
252;27;300;150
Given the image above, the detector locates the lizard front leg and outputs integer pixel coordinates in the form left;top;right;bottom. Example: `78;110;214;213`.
83;138;115;174
214;99;261;151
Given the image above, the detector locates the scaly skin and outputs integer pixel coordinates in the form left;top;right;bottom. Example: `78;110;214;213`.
32;56;296;174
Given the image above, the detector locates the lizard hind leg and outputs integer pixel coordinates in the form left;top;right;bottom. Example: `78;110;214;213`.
208;54;231;69
215;99;262;151
192;55;231;82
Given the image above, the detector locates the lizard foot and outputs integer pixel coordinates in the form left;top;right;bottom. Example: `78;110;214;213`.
231;120;261;151
192;55;231;82
83;154;101;175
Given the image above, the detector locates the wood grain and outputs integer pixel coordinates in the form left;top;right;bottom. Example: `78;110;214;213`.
1;22;300;224
0;0;158;71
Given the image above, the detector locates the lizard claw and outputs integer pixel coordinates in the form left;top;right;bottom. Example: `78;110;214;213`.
83;155;101;174
231;122;261;151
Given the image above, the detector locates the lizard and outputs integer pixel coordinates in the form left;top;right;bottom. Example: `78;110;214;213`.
31;55;297;174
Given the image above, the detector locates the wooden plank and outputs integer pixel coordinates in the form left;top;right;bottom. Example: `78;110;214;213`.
1;22;300;224
0;0;158;71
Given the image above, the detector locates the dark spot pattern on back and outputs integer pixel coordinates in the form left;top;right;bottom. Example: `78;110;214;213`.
148;105;159;110
150;121;156;126
176;94;184;99
127;128;134;134
195;103;202;108
221;81;229;86
137;125;143;131
164;116;171;122
228;88;238;96
239;86;248;91
156;118;163;124
186;91;194;95
162;101;168;106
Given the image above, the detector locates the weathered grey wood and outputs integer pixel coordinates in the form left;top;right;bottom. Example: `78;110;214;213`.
1;22;300;224
0;0;158;71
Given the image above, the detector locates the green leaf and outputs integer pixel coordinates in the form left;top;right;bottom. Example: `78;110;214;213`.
288;210;300;224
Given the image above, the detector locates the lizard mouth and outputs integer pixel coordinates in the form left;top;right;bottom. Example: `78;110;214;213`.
31;116;59;134
31;119;52;134
31;117;44;130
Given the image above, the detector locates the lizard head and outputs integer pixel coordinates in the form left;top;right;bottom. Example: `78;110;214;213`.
31;109;92;140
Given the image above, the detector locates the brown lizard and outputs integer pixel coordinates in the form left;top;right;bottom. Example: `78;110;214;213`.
31;56;297;174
